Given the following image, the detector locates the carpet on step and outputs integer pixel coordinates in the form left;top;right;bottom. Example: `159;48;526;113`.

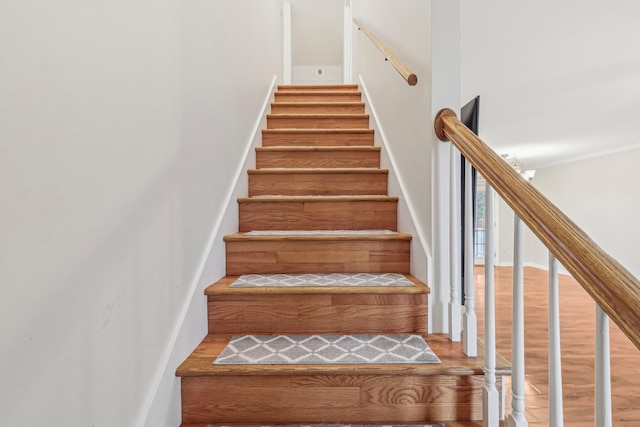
206;425;445;427
230;273;415;288
213;334;441;365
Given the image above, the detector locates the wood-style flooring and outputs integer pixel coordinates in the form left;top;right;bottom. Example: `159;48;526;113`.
454;266;640;426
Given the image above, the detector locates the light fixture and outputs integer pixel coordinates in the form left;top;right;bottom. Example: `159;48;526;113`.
501;154;535;181
501;154;522;173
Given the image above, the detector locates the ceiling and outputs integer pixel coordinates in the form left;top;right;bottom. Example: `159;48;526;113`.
460;0;640;170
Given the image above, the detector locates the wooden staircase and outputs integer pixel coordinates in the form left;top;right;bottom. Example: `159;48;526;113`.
176;84;509;426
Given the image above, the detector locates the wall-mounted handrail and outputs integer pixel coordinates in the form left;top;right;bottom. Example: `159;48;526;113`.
435;108;640;351
353;18;417;86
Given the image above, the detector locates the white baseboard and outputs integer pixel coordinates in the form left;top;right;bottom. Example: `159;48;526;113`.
494;261;572;276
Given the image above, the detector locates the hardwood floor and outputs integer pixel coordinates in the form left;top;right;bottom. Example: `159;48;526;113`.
473;266;640;426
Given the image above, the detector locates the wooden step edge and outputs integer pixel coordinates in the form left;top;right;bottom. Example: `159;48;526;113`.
247;168;388;174
262;128;374;134
237;195;398;203
272;101;365;106
274;90;362;96
176;333;511;378
223;231;412;242
205;274;429;296
256;146;381;152
267;114;369;119
278;84;359;90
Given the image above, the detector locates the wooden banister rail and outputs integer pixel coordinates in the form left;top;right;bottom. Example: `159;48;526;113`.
435;108;640;351
353;18;417;86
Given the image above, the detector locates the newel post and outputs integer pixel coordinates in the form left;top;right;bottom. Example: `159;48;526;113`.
436;108;499;425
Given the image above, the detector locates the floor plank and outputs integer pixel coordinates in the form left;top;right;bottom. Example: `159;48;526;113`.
475;266;640;425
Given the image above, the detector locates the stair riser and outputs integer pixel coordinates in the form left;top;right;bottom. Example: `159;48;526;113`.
267;115;369;129
271;104;365;115
208;293;427;334
275;93;363;102
277;85;358;92
225;239;410;275
248;171;388;196
256;149;380;169
262;131;374;147
239;200;397;231
181;374;489;424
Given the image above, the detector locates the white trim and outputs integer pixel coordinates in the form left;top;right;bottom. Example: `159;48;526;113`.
283;1;292;85
358;75;431;268
536;141;640;169
135;76;278;427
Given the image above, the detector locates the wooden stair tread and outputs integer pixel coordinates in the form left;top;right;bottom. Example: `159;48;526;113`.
275;91;361;95
256;146;380;152
248;167;388;174
176;333;511;377
267;114;369;119
239;195;397;202
272;102;365;107
263;128;373;134
205;274;429;296
223;231;412;242
278;84;359;91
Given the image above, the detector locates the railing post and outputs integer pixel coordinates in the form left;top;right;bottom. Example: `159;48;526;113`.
508;215;528;427
549;253;564;427
483;184;499;426
463;160;477;356
595;306;612;427
449;144;462;342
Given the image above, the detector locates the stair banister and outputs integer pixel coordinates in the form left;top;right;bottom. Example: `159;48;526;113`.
353;18;418;86
434;108;640;351
435;107;640;425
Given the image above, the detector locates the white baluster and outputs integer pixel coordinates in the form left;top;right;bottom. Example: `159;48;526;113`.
483;184;499;427
463;160;477;356
449;144;462;342
549;253;564;427
508;215;528;427
595;306;612;427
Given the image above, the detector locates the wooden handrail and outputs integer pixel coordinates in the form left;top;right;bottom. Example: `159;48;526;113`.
353;18;417;86
435;108;640;351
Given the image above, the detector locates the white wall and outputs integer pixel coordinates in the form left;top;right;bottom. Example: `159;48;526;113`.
460;0;640;169
0;1;282;426
430;0;462;334
523;148;640;278
492;146;640;279
291;0;343;83
353;0;462;333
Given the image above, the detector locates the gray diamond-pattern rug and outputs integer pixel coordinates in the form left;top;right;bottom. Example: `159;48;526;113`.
230;273;415;288
213;334;441;365
206;425;445;427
